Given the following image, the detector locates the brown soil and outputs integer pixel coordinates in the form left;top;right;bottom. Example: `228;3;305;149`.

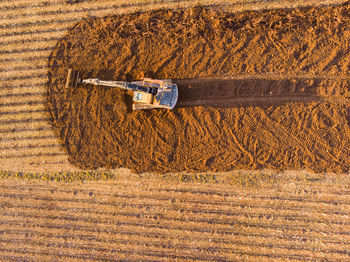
47;3;350;173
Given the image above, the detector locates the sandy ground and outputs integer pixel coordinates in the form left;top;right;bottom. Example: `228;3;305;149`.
48;4;350;173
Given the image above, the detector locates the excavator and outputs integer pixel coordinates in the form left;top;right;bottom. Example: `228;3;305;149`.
65;69;178;110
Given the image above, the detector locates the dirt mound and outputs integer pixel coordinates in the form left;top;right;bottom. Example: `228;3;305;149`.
47;4;350;173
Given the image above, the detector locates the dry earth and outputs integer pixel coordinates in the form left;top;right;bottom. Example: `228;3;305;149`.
48;3;350;173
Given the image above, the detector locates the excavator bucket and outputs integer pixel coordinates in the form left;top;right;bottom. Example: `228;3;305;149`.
65;69;81;90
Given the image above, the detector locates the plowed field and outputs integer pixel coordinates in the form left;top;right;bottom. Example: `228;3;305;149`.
1;172;350;261
48;3;350;173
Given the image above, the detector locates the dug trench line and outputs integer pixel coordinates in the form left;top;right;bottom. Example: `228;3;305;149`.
47;4;350;173
175;76;350;107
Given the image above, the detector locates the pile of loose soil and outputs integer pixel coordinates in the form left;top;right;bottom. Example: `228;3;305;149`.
47;3;350;173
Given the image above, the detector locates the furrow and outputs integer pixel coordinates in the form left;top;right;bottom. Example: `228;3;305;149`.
150;187;350;206
0;255;34;262
0;234;348;261
0;123;52;134
1;82;46;91
3;200;350;235
0;0;191;19
0;118;50;136
4;222;349;256
0;242;327;262
0;156;68;168
0;134;57;143
0;218;344;260
0;73;47;82
0;65;48;76
0;110;49;127
0;117;51;125
0;246;162;262
2;225;350;255
0;92;46;99
0;28;67;42
0;52;51;65
0;39;57;54
0;100;46;110
0;152;66;160
0;93;46;105
2;187;350;217
0;128;55;141
0;57;47;70
85;189;350;210
0;55;48;63
0;47;52;56
0;143;62;151
0;104;47;116
0;0;119;11
0;87;46;96
0;5;119;27
4;180;350;200
0;36;61;46
0;19;79;37
1;195;350;233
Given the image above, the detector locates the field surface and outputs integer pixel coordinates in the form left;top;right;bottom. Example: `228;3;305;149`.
1;0;350;261
1;172;350;261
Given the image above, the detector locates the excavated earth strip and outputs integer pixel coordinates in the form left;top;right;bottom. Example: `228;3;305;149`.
47;3;350;173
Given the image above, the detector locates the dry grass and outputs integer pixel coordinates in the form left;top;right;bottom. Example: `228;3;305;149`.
0;172;350;260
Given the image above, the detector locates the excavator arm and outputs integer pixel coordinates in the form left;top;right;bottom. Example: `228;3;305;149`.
81;78;157;95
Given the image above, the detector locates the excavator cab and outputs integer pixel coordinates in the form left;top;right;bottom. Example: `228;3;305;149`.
132;78;178;110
